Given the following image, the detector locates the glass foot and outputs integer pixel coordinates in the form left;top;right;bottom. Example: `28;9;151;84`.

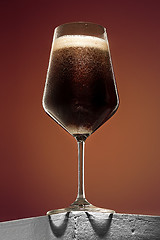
47;202;115;215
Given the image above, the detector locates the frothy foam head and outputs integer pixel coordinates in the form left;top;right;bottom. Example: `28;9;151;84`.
53;35;108;51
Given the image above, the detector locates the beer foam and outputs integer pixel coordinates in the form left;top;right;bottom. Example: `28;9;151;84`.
53;35;108;51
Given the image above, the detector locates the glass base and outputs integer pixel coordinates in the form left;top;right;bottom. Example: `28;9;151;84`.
47;201;115;215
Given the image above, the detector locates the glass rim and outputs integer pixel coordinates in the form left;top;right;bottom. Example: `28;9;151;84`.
54;21;106;32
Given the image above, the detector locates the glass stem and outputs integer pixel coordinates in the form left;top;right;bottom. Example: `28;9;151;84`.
77;140;85;200
71;136;90;207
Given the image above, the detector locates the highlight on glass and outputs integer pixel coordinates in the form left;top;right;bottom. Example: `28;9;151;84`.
42;22;119;214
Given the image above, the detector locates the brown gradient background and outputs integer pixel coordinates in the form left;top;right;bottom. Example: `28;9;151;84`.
0;0;160;222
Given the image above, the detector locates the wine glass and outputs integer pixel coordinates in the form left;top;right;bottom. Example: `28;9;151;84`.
42;22;119;214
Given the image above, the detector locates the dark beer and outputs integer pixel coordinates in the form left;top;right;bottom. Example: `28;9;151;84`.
43;35;119;136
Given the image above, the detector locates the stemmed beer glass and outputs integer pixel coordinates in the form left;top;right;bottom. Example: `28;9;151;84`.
42;22;119;214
